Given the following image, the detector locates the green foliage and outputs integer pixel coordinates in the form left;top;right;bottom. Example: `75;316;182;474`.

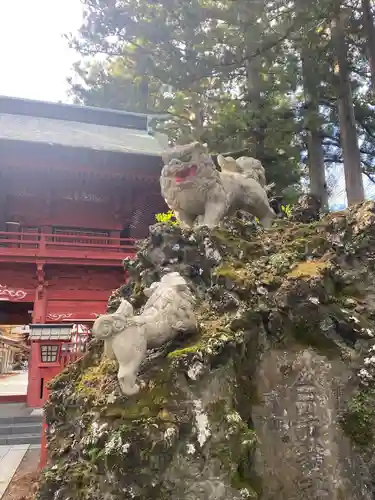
67;0;375;201
281;204;292;218
155;210;178;225
340;388;375;449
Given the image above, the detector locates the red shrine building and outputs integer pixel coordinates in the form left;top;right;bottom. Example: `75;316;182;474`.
0;95;168;336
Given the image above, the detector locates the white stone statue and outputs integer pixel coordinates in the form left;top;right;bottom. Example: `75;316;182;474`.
216;154;275;193
160;142;276;229
92;272;197;396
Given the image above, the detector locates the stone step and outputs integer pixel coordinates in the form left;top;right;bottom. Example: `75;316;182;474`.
0;414;42;425
0;432;41;446
0;422;42;436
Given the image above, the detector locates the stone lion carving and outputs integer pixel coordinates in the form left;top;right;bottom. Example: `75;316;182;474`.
160;142;276;229
92;272;197;396
216;154;275;193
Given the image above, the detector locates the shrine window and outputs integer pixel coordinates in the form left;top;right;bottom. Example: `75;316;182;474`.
52;227;109;245
40;344;59;363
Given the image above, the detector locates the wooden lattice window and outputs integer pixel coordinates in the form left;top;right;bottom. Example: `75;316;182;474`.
40;344;59;363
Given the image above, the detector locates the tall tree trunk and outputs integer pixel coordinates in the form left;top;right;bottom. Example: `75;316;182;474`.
192;102;205;141
246;61;264;160
301;46;329;211
362;0;375;95
240;4;265;161
331;6;365;205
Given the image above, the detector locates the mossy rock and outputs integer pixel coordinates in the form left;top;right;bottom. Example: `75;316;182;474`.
35;201;375;500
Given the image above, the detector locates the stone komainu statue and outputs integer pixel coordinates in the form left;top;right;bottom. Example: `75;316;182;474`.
217;154;265;187
160;142;276;229
92;272;197;396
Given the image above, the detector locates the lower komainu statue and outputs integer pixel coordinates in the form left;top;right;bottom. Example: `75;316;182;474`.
92;272;197;396
160;141;276;229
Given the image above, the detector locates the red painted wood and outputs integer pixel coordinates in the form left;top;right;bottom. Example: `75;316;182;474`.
0;142;165;411
27;340;62;408
0;264;36;303
45;266;123;320
0;231;136;266
45;303;106;321
0;394;27;403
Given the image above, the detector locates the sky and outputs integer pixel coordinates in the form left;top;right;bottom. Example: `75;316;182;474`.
0;0;83;102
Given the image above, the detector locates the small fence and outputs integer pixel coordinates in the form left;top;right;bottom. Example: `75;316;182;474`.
0;231;136;264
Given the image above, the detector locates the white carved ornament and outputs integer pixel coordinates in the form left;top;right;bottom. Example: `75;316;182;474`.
62;192;106;203
46;313;73;321
0;285;28;301
46;312;99;321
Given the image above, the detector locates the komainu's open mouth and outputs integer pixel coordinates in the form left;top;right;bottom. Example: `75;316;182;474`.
175;164;198;183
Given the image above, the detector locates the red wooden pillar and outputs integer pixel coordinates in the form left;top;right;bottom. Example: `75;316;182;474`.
110;230;121;249
33;264;47;323
39;375;50;470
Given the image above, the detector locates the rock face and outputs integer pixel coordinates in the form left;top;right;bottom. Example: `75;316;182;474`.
36;202;375;500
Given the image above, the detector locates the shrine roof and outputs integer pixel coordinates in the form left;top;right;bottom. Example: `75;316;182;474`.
0;96;169;157
29;323;74;341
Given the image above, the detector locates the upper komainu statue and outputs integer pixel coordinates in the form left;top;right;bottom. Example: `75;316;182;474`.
160;142;276;229
92;272;197;396
216;154;275;193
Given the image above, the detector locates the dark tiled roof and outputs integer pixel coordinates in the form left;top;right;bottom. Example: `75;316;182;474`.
0;96;169;156
0;113;167;156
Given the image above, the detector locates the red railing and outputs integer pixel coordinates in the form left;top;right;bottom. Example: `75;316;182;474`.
0;231;136;263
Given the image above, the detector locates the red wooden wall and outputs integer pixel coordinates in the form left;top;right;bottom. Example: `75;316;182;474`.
0;263;124;322
45;266;123;321
0;264;37;303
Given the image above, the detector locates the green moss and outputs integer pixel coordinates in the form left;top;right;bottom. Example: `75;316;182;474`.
76;358;117;397
268;252;298;274
231;428;261;497
43;461;97;500
340;388;375;448
102;378;174;422
167;343;203;359
290;225;315;238
213;264;242;280
207;400;260;497
288;237;308;253
287;260;328;278
212;230;264;258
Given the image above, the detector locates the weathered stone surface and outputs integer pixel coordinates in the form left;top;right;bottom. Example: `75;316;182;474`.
289;193;322;222
92;272;197;396
160;141;275;228
35;201;375;500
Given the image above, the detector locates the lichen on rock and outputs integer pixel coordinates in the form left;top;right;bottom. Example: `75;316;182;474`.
35;201;375;500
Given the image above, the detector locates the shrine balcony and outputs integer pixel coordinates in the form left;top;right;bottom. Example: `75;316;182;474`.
0;231;136;266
